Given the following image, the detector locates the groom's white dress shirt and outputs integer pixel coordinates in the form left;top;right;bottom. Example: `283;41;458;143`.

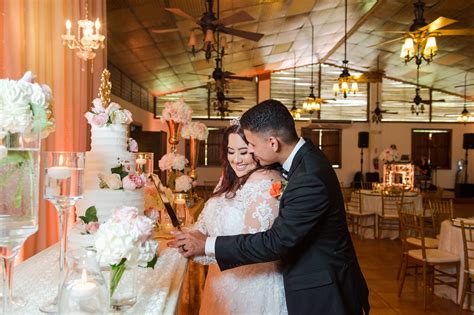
204;137;306;257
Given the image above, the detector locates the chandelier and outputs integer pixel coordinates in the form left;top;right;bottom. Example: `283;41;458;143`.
411;65;424;115
333;0;358;98
302;25;320;116
189;28;228;62
61;1;105;61
400;36;437;66
457;72;474;123
290;66;301;120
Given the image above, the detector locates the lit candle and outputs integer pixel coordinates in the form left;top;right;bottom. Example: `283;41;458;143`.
95;18;101;34
48;166;72;180
174;198;186;205
136;158;146;166
65;19;71;35
0;145;7;160
70;269;97;299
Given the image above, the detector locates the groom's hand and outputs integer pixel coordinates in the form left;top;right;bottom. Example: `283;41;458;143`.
167;230;207;258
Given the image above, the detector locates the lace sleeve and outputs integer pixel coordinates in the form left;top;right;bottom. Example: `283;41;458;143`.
241;180;280;234
189;201;217;265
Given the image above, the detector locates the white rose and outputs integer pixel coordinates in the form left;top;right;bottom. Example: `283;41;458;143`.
0;80;33;135
175;174;193;192
111;110;130;124
104;173;123;190
30;83;46;108
105;102;121;116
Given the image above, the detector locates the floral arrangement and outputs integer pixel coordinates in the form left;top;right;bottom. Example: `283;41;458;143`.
181;122;209;141
158;152;188;171
379;145;401;163
175;174;193;192
160;98;192;123
84;98;133;127
269;180;288;199
127;138;138;152
0;71;55;140
94;206;158;297
98;160;145;191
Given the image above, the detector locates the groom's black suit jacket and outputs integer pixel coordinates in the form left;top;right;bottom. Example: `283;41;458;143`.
215;141;369;315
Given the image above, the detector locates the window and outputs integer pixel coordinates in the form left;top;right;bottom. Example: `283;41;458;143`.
301;128;341;167
411;129;451;169
185;127;224;167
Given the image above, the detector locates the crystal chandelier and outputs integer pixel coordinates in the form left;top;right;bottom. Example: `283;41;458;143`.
61;1;105;61
333;0;358;99
302;25;320;116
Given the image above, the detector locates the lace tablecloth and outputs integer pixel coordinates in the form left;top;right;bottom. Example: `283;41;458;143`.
5;243;187;314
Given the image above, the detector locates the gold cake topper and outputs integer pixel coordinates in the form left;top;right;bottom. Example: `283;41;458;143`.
98;69;111;107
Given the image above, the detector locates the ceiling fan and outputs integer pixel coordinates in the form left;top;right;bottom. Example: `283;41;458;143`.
371;58;398;123
374;0;474;62
152;0;264;43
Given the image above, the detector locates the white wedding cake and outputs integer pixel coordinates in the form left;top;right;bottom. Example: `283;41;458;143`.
70;70;145;251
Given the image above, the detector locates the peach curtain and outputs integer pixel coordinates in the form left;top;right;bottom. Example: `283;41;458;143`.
0;0;106;260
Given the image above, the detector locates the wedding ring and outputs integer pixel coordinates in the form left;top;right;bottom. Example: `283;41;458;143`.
181;245;188;252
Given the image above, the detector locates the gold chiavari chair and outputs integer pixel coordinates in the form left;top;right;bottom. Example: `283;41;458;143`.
377;190;404;239
396;201;439;280
430;199;454;237
459;220;474;313
345;189;376;240
398;210;460;311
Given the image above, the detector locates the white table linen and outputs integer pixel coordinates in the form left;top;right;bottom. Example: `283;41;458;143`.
3;243;187;314
358;190;423;239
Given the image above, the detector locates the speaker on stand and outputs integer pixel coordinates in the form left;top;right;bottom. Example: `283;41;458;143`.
358;132;369;184
463;133;474;183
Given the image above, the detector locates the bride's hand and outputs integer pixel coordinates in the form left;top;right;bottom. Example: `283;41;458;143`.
167;230;207;258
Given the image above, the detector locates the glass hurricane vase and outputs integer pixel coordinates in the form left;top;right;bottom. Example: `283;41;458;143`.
0;131;41;313
40;151;85;313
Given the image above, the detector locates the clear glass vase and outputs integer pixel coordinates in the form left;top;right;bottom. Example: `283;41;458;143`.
0;131;41;313
58;248;109;314
103;264;137;311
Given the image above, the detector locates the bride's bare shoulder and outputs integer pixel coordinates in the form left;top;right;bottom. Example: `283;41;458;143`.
248;169;283;182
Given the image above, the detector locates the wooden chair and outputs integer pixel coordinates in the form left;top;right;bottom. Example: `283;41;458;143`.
398;210;460;310
360;182;373;190
459;220;474;313
377;190;404;239
345;189;376;240
429;199;454;236
396;201;439;280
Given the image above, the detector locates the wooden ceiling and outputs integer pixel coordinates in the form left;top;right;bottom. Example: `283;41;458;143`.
107;0;474;102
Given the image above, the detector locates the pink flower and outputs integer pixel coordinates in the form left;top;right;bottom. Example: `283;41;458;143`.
112;206;138;222
91;113;109;127
123;173;145;191
85;222;100;234
127;138;138;152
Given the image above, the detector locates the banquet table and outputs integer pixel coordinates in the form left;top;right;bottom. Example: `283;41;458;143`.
3;242;188;315
435;219;473;310
358;190;424;239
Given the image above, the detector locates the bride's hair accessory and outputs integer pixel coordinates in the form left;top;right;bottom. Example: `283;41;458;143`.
230;117;240;127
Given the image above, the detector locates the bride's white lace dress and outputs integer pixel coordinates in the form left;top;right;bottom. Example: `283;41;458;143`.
194;171;287;315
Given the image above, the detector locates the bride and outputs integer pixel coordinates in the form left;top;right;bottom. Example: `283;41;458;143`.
192;121;287;315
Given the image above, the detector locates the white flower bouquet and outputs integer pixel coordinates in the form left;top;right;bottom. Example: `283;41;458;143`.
95;206;158;297
0;71;55;140
84;98;132;127
175;174;193;192
379;147;401;163
160;98;192;124
181;122;209;141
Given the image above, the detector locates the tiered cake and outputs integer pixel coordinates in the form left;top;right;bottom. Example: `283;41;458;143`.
75;123;145;222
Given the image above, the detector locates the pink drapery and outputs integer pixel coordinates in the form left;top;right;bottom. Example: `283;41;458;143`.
0;0;106;260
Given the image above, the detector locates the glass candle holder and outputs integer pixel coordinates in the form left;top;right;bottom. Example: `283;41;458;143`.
133;152;154;176
59;248;109;314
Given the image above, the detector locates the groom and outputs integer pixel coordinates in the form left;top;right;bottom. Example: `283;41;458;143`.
169;99;370;314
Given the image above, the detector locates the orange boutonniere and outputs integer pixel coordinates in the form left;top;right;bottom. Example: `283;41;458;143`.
269;180;288;199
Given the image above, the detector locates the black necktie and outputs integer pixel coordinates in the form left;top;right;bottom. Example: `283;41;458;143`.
279;167;289;179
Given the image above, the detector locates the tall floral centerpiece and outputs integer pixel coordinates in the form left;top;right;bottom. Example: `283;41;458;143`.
160;98;192;150
95;206;158;309
181;122;208;181
0;71;55;311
